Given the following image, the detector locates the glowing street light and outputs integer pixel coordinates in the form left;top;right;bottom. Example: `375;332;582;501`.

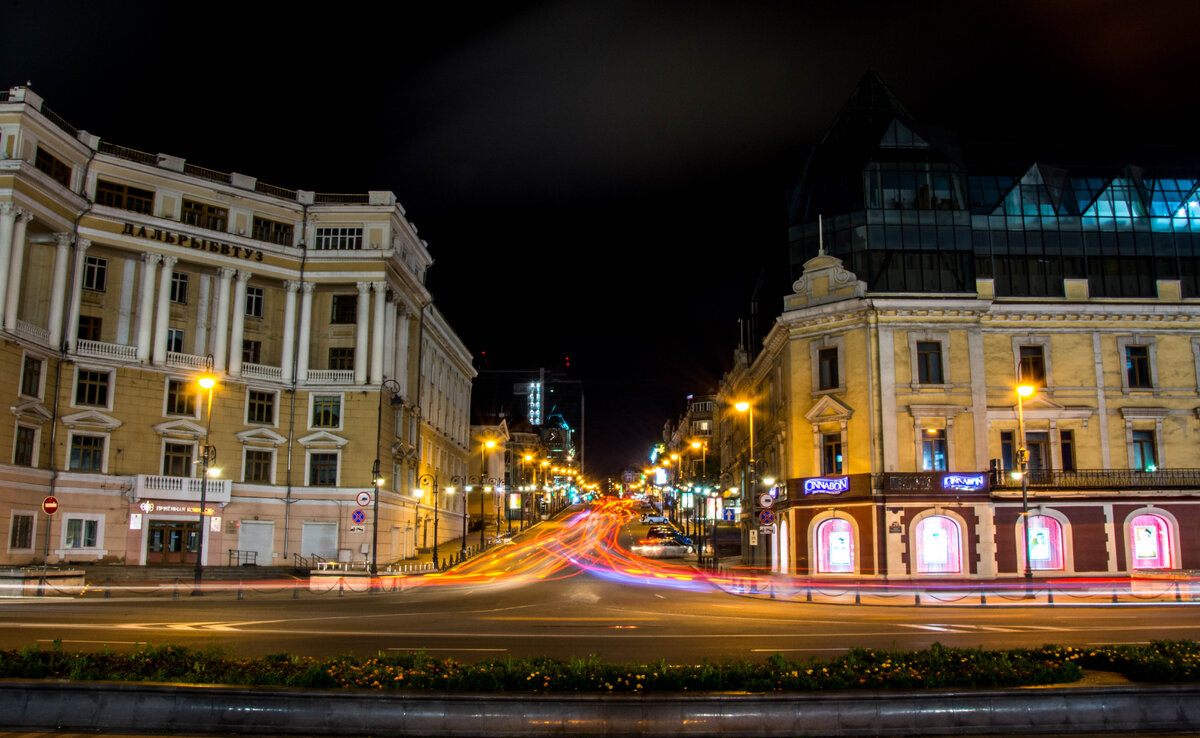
1015;384;1035;583
192;355;217;596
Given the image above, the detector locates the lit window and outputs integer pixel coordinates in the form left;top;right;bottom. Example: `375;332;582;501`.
1026;515;1064;571
913;515;961;574
1132;430;1157;471
312;395;341;428
165;379;196;416
1130;513;1173;569
922;429;947;471
816;517;854;574
64;518;98;548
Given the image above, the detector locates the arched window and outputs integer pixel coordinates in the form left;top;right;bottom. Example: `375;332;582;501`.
1026;515;1064;571
1130;513;1173;569
914;515;962;574
815;517;854;574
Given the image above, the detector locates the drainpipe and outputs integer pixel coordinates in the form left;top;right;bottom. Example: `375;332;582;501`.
282;204;309;558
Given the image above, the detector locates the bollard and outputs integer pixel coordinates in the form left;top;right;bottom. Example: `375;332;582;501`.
104;578;112;599
173;578;180;600
293;581;300;599
338;579;345;597
1177;581;1184;603
237;581;244;601
806;586;812;603
854;585;861;605
1112;587;1119;604
980;588;987;606
1047;587;1054;606
914;589;921;606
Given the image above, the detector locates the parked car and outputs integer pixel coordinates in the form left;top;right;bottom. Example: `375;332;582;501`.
641;513;669;524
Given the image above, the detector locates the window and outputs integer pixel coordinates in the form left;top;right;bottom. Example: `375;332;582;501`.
921;428;947;471
165;379;196;416
82;256;107;291
817;348;839;391
244;449;273;483
1026;515;1065;571
35;146;71;188
1130;513;1173;569
816;517;854;574
245;286;264;318
1132;430;1157;471
69;434;105;471
95;179;153;214
75;370;110;407
330;294;357;324
1000;430;1014;471
1025;431;1049;472
9;513;33;550
1125;345;1152;388
13;425;35;466
821;433;843;474
162;442;193;477
247;390;275;424
77;316;102;342
64;518;98;548
181;199;228;231
1018;345;1046;386
20;356;42;398
167;328;185;354
170;272;189;304
916;341;944;384
1060;430;1075;472
692;419;711;435
312;395;341;428
314;226;363;250
328;347;354;371
243;340;262;365
251;216;293;246
913;515;962;574
309;452;338;486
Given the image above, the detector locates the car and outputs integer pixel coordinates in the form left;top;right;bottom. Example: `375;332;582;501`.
631;536;695;558
641;513;669;524
646;526;676;539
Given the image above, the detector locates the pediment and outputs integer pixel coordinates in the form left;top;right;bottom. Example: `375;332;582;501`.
60;409;123;431
10;399;53;423
298;430;349;448
805;395;853;424
236;427;289;446
152;418;207;439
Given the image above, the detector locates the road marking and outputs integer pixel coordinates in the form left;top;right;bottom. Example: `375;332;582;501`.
38;639;143;646
752;648;849;653
897;623;1069;634
386;647;508;652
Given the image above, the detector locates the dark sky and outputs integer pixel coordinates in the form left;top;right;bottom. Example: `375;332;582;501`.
6;1;1199;480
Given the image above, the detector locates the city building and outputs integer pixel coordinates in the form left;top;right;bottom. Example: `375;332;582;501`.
0;85;474;570
719;72;1200;579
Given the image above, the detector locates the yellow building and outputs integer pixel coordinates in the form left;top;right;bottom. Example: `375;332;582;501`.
0;85;474;570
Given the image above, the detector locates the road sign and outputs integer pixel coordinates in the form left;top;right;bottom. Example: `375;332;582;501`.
758;493;774;508
356;491;371;507
351;509;366;524
722;509;736;521
760;524;777;535
42;496;59;515
759;509;775;526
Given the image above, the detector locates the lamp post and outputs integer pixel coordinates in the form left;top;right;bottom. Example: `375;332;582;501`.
1015;384;1035;584
192;355;217;596
692;440;708;539
372;378;404;576
450;476;467;557
481;440;495;548
418;473;438;567
735;401;755;562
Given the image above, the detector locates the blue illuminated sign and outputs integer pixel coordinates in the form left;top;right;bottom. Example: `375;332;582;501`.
804;477;849;495
942;474;986;491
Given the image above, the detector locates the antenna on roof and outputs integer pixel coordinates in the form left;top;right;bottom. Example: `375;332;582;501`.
817;214;825;256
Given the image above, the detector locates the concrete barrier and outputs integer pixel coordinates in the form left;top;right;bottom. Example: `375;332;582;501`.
2;680;1199;736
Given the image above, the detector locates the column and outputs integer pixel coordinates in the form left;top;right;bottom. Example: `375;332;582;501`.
228;270;251;376
395;306;410;391
354;281;370;384
151;255;177;364
4;211;32;332
281;280;299;382
370;281;386;385
45;233;73;346
211;267;234;369
135;253;159;362
0;203;16;323
296;282;314;382
65;238;92;351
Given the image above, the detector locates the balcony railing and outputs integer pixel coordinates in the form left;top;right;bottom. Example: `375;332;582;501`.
307;369;355;384
14;319;48;344
134;474;231;504
166;351;208;370
243;362;283;380
77;339;138;361
992;468;1200;491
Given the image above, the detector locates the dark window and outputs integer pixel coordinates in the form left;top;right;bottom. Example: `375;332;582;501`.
309;453;338;486
922;428;947;471
77;315;102;342
35;146;71;188
330;294;357;324
1060;429;1075;472
1018;345;1046;386
243;339;262;365
245;449;273;483
1132;430;1157;471
166;328;184;354
69;434;104;471
181;199;228;231
20;356;42;397
251;216;293;246
165;379;196;415
162;442;192;477
314;227;363;250
95;179;153;214
1025;431;1049;472
9;513;33;549
64;518;98;548
1125;345;1152;388
82;256;107;291
328;347;354;371
13;426;35;466
821;433;843;475
916;341;944;384
312;395;340;428
817;347;839;390
245;286;264;318
75;370;109;407
247;390;274;424
1000;430;1014;471
169;272;189;304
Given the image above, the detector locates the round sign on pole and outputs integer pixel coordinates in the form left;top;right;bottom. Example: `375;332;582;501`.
759;509;775;526
759;493;774;508
356;491;372;507
42;496;59;515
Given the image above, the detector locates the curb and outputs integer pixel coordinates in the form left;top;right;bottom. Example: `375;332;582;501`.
2;680;1199;736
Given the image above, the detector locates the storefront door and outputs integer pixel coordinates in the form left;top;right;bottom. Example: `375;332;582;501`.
147;520;200;564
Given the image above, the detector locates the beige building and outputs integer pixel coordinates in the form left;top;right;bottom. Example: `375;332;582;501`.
0;85;474;569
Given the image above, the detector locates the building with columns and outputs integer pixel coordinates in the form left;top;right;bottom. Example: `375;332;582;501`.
0;85;474;569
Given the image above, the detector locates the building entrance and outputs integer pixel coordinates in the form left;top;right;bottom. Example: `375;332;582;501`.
147;520;200;564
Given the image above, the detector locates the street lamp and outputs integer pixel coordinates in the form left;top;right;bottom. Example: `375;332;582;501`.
735;401;756;561
418;473;439;567
192;355;217;596
449;475;467;557
372;378;404;575
481;440;495;548
1014;384;1035;583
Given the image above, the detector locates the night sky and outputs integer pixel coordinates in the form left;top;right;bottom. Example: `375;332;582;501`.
6;1;1199;480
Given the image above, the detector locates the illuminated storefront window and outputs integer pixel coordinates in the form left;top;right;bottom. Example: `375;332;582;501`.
1026;515;1064;571
1129;513;1173;569
913;515;961;574
815;517;854;574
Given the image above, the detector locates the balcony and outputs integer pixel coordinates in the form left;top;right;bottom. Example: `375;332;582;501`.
243;362;282;381
307;369;355;384
135;474;231;503
992;468;1200;491
77;339;137;361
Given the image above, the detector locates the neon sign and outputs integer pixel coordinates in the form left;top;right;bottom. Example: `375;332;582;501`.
942;474;986;491
804;477;849;495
